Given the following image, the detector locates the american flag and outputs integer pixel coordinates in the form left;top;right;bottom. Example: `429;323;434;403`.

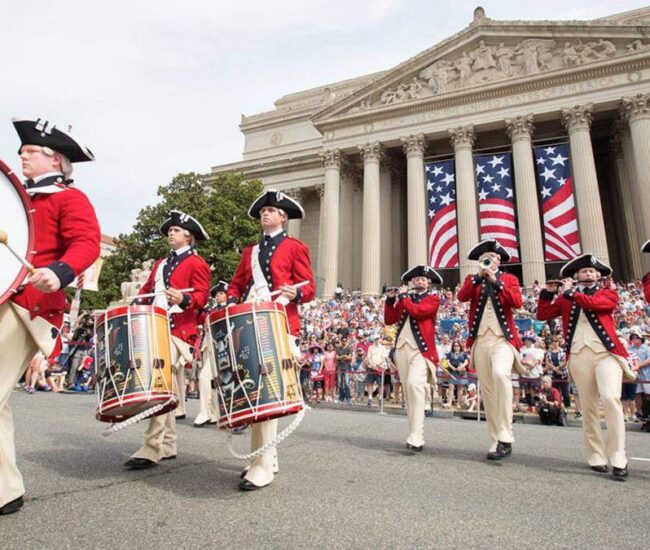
425;160;459;268
474;152;520;262
533;143;581;261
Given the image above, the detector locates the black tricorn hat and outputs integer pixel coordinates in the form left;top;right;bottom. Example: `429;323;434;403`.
559;254;612;278
468;239;511;262
248;189;304;220
13;117;94;163
210;280;228;297
401;265;443;285
641;239;650;253
159;209;210;240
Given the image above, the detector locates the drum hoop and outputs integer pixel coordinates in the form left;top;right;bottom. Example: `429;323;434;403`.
95;304;169;325
0;159;35;305
207;301;289;324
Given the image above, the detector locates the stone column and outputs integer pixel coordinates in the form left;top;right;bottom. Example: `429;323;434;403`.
561;104;609;264
315;184;324;289
379;164;393;285
449;125;479;280
621;93;650;272
358;142;383;296
351;180;364;290
401;134;428;266
285;188;303;239
338;170;355;289
505;114;545;286
610;125;642;278
317;150;341;298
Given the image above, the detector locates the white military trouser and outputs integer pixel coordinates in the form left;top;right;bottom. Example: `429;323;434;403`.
395;341;431;448
0;303;39;508
473;330;516;452
569;347;627;468
194;352;217;424
131;336;191;462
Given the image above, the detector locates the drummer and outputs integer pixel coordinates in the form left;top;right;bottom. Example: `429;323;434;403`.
193;280;228;428
227;189;315;491
124;210;211;470
0;117;100;515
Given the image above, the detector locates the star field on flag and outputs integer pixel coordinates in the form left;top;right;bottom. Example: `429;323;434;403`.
425;160;459;268
474;152;520;262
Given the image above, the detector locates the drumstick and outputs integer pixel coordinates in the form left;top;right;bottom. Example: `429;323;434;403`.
0;229;35;274
127;287;194;301
267;280;310;299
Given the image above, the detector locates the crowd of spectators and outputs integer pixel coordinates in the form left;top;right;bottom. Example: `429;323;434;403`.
16;311;96;394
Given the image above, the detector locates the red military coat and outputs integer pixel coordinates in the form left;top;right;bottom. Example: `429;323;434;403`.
12;179;100;335
643;272;650;303
134;249;210;346
384;291;440;364
227;232;315;336
536;286;627;360
457;272;523;350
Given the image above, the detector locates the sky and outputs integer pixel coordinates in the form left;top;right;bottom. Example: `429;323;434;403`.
1;0;647;237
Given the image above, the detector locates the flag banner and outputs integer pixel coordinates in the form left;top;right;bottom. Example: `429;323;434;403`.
425;160;459;268
474;152;520;262
533;143;581;261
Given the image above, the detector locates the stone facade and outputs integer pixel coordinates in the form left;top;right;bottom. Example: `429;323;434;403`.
207;7;650;296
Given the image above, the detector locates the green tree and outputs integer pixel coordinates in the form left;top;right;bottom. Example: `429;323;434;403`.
77;172;262;309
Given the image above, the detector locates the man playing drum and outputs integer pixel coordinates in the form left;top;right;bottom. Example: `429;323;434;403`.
124;210;210;470
0;118;100;515
193;280;228;428
227;189;315;491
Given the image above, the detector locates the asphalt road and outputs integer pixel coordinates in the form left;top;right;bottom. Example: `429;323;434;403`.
3;391;649;549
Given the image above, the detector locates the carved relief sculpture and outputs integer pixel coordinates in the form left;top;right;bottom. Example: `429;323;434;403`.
351;35;633;113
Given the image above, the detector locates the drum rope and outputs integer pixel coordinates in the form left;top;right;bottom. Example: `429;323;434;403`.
100;398;174;437
226;407;307;461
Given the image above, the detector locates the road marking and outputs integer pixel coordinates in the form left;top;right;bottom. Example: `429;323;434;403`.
630;457;650;462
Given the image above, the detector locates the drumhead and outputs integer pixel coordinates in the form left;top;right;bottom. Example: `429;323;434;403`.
0;159;34;305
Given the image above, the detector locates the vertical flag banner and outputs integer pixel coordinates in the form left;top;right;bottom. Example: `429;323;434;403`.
425;160;459;268
474;152;520;262
533;143;581;261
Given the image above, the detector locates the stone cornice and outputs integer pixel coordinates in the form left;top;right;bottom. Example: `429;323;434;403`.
314;50;650;133
206;152;322;180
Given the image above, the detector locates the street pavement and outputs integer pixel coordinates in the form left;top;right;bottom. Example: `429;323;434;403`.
3;391;649;549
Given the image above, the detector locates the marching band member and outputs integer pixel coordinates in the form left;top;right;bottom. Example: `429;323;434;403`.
0;118;100;515
124;210;211;470
384;265;442;451
537;255;633;480
227;189;315;491
193;281;228;428
457;239;524;461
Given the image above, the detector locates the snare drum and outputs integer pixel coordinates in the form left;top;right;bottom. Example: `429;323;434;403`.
0;159;34;305
207;301;303;429
95;305;177;422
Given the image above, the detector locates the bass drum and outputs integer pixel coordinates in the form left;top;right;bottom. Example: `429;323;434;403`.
0;159;34;305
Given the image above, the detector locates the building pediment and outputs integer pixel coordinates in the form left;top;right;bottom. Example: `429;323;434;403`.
312;12;650;130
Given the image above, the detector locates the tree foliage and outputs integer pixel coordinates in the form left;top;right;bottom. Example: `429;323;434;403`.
78;172;263;309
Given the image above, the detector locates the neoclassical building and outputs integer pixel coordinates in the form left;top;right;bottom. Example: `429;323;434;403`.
207;6;650;297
